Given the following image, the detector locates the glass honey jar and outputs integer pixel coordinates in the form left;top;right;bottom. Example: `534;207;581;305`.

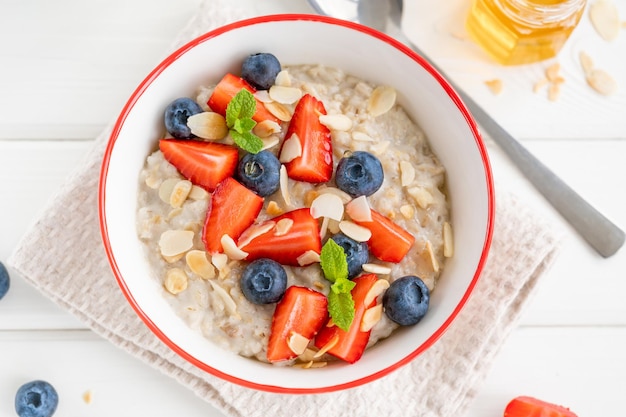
466;0;587;65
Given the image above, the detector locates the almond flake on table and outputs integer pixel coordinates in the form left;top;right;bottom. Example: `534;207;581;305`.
589;0;621;41
484;79;503;95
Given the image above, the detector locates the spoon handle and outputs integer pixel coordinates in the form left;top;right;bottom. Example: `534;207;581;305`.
408;41;625;257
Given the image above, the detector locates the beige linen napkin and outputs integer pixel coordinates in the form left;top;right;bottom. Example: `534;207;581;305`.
9;1;561;416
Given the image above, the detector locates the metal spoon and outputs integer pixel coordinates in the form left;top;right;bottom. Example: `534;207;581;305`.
306;0;625;257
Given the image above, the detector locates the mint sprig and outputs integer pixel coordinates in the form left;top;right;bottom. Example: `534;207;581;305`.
320;239;356;331
225;89;263;154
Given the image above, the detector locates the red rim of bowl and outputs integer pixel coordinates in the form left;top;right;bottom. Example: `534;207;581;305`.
98;13;495;394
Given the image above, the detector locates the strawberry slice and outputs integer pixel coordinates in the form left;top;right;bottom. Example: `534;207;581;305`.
202;177;263;254
504;396;578;417
267;286;328;363
207;73;279;123
238;208;322;266
314;274;379;364
281;94;333;183
159;139;239;191
352;209;415;263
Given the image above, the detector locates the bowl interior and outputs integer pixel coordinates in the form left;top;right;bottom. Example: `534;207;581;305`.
99;15;494;393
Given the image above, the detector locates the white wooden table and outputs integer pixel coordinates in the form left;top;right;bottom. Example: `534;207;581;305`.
1;0;625;415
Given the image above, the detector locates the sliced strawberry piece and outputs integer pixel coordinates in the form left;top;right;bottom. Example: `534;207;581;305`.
202;177;263;254
281;94;333;183
159;139;239;191
207;73;279;123
314;274;379;364
238;208;321;266
504;396;578;417
267;286;328;363
352;209;415;263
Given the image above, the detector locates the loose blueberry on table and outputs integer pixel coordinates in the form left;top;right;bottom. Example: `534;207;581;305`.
0;261;10;300
15;380;59;417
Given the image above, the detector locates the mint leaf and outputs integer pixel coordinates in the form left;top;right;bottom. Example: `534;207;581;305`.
331;277;356;294
230;130;263;154
328;289;355;331
320;239;349;283
233;117;256;134
225;89;256;127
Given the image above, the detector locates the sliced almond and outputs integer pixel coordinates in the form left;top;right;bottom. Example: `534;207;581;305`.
400;161;416;187
548;82;561;102
167;207;183;220
586;68;618;95
144;172;161;189
297;250;321;266
279;134;303;163
484;79;503;95
254;90;272;103
253;120;282;138
589;0;620;41
209;281;238;316
274;218;294;236
237;221;275;248
370;140;390;155
338;220;372;242
275;70;292;87
360;304;383;332
313;334;339;358
443;221;454;258
211;253;229;277
269;85;303;104
407;186;434;208
319;114;353;131
362;263;392;275
298;347;317;363
186;250;216;279
319;217;330;240
367;85;396;117
266;201;284;216
261;136;280;150
264;101;292;122
345;196;372;222
188;185;209;200
317;187;352;204
158;230;194;257
279;165;293;207
309;193;344;221
287;332;310;355
158;178;180;203
307;361;328;369
187;111;228;140
579;51;595;76
162;253;184;263
221;234;248;260
424;240;440;273
545;62;561;82
352;131;375;142
533;77;549;93
164;268;188;295
169;180;192;208
363;279;390;306
399;204;415;219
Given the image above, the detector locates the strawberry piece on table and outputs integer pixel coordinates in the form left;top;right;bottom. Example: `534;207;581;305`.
207;73;279;123
281;94;333;183
314;273;379;364
238;208;322;266
352;209;415;263
159;139;239;191
267;286;328;363
504;396;578;417
202;177;263;254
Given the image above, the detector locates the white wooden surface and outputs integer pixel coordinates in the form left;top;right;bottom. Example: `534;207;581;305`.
1;0;625;416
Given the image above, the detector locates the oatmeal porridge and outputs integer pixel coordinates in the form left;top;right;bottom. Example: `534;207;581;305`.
136;56;452;366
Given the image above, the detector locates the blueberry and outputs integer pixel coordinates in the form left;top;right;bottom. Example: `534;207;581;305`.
237;150;281;197
240;258;288;305
330;233;369;279
335;151;384;197
15;380;59;417
0;261;9;300
241;53;282;90
164;97;203;139
383;276;430;326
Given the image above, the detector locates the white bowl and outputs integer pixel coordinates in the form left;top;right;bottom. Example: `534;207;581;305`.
99;14;494;394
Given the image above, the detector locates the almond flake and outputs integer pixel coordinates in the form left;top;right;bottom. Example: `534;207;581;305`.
279;134;303;163
287;332;310;355
211;253;229;276
400;161;416;187
221;234;248;260
187;112;228;140
253;120;282;138
317;187;352;204
274;218;294;236
266;201;284;216
145;172;160;189
313;334;339;358
188;185;209;200
443;221;454;257
298;348;317;363
158;178;180;203
164;268;188;294
209;281;238;316
82;390;93;405
261;136;280;150
318;114;353;131
424;240;440;273
264;101;293;122
548;82;561;101
309;193;345;221
360;304;383;332
307;361;328;369
345;196;372;222
579;51;595;76
162;253;184;263
363;279;390;306
186;250;216;279
352;131;375;142
297;250;321;266
362;263;392;275
587;68;618;95
158;230;194;257
533;77;549;93
370;140;390;155
237;221;275;248
484;78;503;95
367;85;396;117
545;62;561;82
275;70;292;87
407;186;434;208
169;180;192;208
589;0;620;41
313;281;326;290
279;165;293;207
338;220;372;242
319;217;330;240
269;85;303;104
399;204;414;219
254;90;272;103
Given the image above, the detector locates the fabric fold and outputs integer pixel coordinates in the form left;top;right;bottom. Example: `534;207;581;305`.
8;1;562;416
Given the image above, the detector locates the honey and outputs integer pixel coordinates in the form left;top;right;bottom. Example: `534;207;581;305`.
466;0;587;65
